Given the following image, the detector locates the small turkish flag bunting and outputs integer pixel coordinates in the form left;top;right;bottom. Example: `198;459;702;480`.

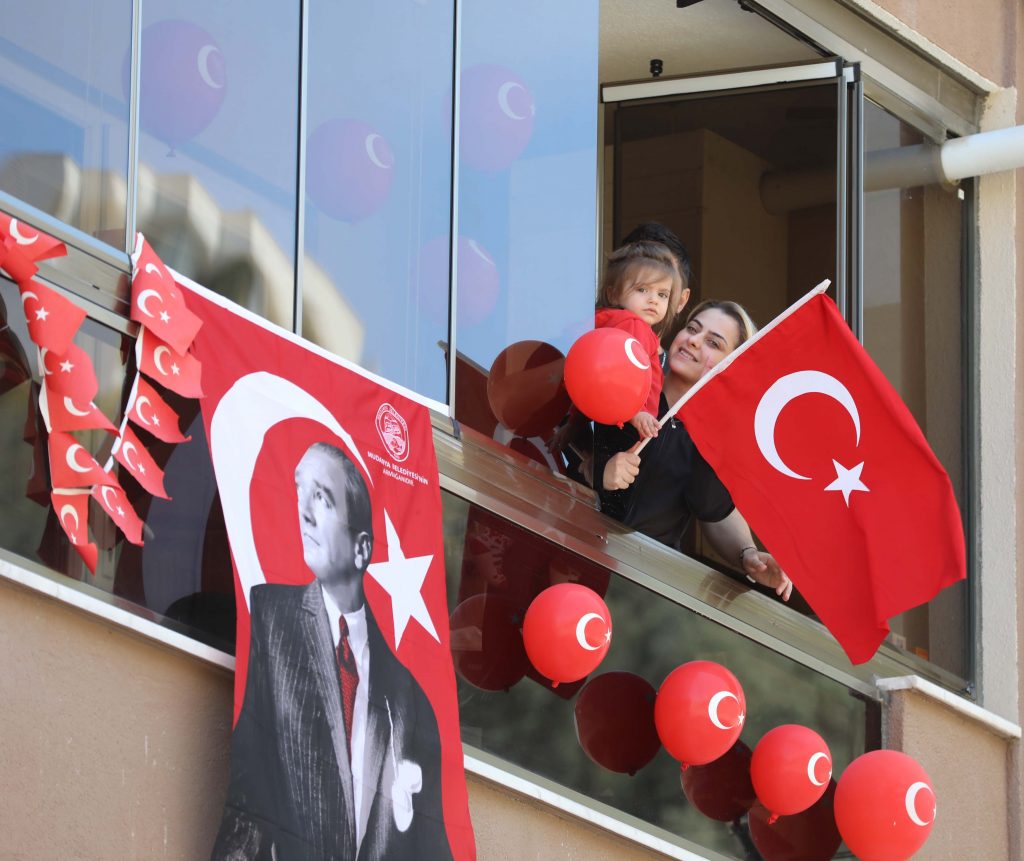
91;476;145;546
39;342;99;404
113;424;170;499
19;280;86;354
131;234;202;354
39;382;117;434
126;376;190;443
51;489;98;574
136;328;203;398
0;213;67;264
48;430;115;490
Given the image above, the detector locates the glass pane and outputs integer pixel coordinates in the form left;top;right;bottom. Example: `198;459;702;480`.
444;493;877;859
137;3;299;329
0;0;131;247
861;100;967;677
452;0;599;443
612;81;839;335
0;278;235;651
301;0;455;403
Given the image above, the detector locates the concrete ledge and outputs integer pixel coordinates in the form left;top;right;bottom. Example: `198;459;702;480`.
877;674;1021;739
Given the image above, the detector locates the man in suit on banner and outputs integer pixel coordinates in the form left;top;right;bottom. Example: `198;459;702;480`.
212;441;452;860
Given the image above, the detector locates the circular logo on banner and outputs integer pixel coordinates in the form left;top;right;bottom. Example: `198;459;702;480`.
376;403;410;462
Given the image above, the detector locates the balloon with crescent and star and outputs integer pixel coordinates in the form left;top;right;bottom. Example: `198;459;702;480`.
522;583;611;686
750;724;832;820
458;63;536;171
564;327;652;425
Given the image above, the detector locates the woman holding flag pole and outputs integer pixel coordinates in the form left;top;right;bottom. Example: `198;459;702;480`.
594;299;793;602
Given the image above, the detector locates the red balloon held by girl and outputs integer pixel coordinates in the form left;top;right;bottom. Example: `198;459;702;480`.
564;327;652;426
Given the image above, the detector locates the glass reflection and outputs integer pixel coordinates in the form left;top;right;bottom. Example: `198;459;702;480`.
444;492;873;859
0;278;234;651
0;0;131;247
453;0;598;440
137;2;299;330
862;101;967;678
301;0;455;402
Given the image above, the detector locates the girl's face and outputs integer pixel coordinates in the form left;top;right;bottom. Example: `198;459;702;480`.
619;274;672;327
668;308;742;385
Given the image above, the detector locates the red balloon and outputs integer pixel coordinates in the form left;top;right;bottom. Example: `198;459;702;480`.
574;672;660;775
834;750;935;861
751;725;833;818
654;661;746;767
306;118;395;222
748;780;842;861
680;739;756;822
487;341;570;437
131;21;227;147
418;235;500;328
522;583;611;684
449;593;528;691
459;64;536;171
564;328;652;425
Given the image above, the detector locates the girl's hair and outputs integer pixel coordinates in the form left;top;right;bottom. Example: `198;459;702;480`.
597;241;684;337
684;299;758;348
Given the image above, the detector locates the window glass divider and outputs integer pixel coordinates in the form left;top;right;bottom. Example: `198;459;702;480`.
293;0;309;337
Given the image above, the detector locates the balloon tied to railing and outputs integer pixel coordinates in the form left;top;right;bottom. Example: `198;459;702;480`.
0;217;202;573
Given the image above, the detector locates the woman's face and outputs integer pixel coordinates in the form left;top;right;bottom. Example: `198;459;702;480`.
668;308;742;385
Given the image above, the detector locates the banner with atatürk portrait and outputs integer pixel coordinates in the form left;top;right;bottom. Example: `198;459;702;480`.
185;279;474;860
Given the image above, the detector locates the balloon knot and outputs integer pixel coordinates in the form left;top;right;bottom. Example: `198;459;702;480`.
767;813;779;825
679;763;690;772
551;681;559;689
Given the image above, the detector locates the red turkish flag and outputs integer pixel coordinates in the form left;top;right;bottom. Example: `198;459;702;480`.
39;382;117;434
131;234;202;354
19;280;86;354
677;290;965;664
126;376;190;443
39;342;99;404
50;489;98;574
136;328;203;398
0;213;67;263
188;285;475;859
92;476;145;546
48;430;115;490
113;424;170;499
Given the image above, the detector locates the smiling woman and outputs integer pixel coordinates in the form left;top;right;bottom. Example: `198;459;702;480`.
593;299;792;601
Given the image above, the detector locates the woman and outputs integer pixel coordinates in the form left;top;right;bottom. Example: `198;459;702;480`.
594;300;793;601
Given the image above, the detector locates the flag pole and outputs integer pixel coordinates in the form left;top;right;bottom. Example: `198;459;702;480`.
635;279;831;455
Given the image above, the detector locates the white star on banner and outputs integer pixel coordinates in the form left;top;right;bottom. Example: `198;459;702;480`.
824;459;869;506
366;510;438;649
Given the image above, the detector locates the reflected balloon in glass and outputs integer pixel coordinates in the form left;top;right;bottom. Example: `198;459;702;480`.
449;593;529;692
486;340;570;438
748;780;842;861
574;671;660;775
307;118;395;222
133;20;227;147
417;235;500;329
680;739;756;822
459;64;536;172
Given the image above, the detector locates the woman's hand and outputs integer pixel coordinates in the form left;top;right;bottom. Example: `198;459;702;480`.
741;550;793;602
602;450;641;491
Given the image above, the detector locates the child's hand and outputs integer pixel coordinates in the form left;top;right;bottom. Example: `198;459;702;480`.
629;411;660;439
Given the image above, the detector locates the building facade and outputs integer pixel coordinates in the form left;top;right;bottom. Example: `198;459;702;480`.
0;0;1021;858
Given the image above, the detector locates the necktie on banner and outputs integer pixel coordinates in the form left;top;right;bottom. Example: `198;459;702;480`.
673;284;966;664
337;616;359;758
189;285;474;860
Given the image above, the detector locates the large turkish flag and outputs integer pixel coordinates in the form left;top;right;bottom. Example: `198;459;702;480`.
678;291;965;664
186;283;474;859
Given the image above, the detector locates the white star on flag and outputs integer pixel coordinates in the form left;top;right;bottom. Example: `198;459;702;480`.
170;362;180;375
366;510;439;649
824;459;869;506
60;360;73;373
35;307;49;321
159;310;171;323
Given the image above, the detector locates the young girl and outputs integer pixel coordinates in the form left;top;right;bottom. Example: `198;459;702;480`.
595;240;684;439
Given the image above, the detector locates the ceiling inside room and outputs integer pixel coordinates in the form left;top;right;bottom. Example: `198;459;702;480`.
600;0;821;84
